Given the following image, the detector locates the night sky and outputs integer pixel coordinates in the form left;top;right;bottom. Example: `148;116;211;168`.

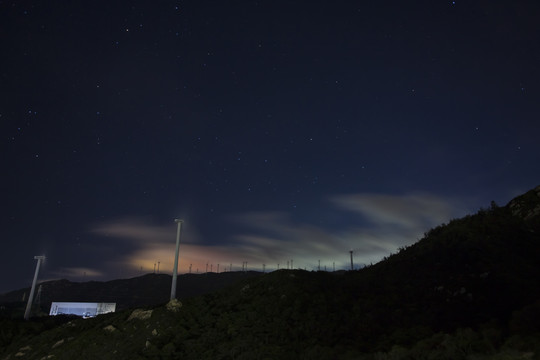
2;1;539;293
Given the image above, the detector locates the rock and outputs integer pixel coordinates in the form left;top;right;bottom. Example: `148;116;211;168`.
128;309;153;321
103;325;116;332
166;299;182;313
52;339;64;349
508;186;540;220
152;329;158;336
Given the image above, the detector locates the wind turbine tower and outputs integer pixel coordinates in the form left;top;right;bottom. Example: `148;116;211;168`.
24;255;45;320
350;249;354;270
170;219;183;300
35;285;42;305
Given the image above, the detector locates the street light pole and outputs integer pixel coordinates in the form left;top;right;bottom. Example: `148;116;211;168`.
170;219;183;300
24;256;45;320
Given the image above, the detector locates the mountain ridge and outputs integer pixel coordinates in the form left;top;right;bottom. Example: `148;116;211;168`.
0;271;263;315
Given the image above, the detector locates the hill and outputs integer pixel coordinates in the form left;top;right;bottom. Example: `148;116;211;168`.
1;186;540;359
0;271;263;316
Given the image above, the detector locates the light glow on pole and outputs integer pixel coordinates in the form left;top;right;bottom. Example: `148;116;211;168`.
24;256;45;320
170;219;183;300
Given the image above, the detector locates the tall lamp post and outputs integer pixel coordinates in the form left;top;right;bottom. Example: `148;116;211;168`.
24;256;45;320
170;219;183;300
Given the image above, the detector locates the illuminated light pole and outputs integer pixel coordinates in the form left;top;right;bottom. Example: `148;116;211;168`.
24;256;45;320
170;219;183;300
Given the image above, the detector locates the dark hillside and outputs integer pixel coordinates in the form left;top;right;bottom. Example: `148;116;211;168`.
346;202;540;343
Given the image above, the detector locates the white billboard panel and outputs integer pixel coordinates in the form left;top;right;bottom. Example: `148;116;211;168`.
49;302;116;318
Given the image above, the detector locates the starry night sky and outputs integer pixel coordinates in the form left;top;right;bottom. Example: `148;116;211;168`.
2;1;539;293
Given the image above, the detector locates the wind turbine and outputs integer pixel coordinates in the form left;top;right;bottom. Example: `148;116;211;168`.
24;255;45;320
170;219;183;300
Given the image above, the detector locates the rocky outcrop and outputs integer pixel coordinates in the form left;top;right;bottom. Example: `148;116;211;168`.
166;299;182;313
127;309;153;321
508;185;540;220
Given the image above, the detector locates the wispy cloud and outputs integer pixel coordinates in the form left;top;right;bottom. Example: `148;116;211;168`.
91;216;201;246
225;214;393;270
330;192;460;230
227;212;348;269
225;192;467;270
90;217;210;274
48;267;104;280
78;192;468;279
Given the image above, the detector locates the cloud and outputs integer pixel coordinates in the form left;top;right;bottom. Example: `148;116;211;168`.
48;267;104;280
227;211;368;270
86;213;349;275
224;192;467;270
91;216;201;246
78;192;468;279
326;192;468;260
89;217;294;275
330;192;461;231
89;217;212;274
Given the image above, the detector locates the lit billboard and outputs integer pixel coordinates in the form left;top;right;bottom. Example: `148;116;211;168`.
49;302;116;318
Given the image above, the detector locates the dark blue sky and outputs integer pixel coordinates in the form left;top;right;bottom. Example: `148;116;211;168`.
2;0;539;293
